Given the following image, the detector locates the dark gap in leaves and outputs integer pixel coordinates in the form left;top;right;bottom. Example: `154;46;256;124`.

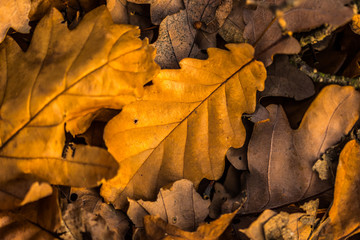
70;193;78;202
144;80;153;87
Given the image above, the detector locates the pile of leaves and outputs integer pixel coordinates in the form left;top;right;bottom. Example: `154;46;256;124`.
1;0;360;239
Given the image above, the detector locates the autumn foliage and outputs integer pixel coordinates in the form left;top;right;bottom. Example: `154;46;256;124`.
0;0;360;239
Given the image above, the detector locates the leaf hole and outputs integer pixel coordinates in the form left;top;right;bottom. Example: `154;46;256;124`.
172;217;177;224
134;119;138;124
239;156;242;161
70;193;78;202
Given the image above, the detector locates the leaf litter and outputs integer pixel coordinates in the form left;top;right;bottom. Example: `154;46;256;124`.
0;0;360;239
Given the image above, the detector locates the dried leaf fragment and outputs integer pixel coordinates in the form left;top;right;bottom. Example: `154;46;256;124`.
101;43;266;209
128;179;210;230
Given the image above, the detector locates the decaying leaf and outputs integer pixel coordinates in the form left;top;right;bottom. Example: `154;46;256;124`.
261;55;315;101
317;140;360;239
241;200;319;240
0;0;31;43
58;188;129;240
0;190;61;239
144;208;239;239
243;0;353;66
218;0;246;43
343;51;360;78
241;85;360;213
153;0;232;68
0;6;159;198
128;179;209;230
128;0;185;25
101;43;266;209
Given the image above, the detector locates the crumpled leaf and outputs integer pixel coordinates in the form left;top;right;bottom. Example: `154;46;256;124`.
128;179;210;230
0;6;159;192
261;55;315;101
153;0;232;68
240;85;360;213
128;0;185;25
0;0;31;43
241;200;319;240
243;0;353;66
318;140;360;239
58;188;129;240
0;190;61;239
101;43;266;209
144;208;239;240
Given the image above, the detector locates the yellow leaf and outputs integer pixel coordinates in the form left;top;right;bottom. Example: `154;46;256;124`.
144;208;239;240
319;140;360;239
0;0;31;43
351;14;360;35
0;6;159;192
101;43;266;209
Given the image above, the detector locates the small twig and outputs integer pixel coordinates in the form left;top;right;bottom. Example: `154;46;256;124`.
290;55;360;89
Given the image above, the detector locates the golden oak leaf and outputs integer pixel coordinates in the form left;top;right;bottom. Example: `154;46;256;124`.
318;140;360;239
0;5;159;196
101;43;266;209
143;208;239;240
0;0;31;43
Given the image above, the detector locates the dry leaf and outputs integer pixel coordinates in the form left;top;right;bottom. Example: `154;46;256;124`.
144;208;239;240
261;55;315;101
153;0;231;68
241;200;319;240
343;51;360;78
351;14;360;35
0;6;159;196
0;179;53;210
241;85;360;213
101;43;266;209
58;188;129;240
318;140;360;239
218;0;246;43
0;0;31;43
107;0;128;24
0;190;61;239
243;0;353;66
128;179;209;230
128;0;184;25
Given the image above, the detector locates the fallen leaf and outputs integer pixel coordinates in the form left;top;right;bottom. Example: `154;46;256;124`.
241;200;319;240
58;188;129;240
0;179;52;210
101;43;266;209
0;190;61;239
218;0;246;43
144;208;239;239
128;179;210;230
261;55;315;101
107;0;128;24
241;85;360;213
0;0;31;43
0;6;159;194
153;0;231;68
318;140;360;239
243;0;353;66
128;0;185;25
